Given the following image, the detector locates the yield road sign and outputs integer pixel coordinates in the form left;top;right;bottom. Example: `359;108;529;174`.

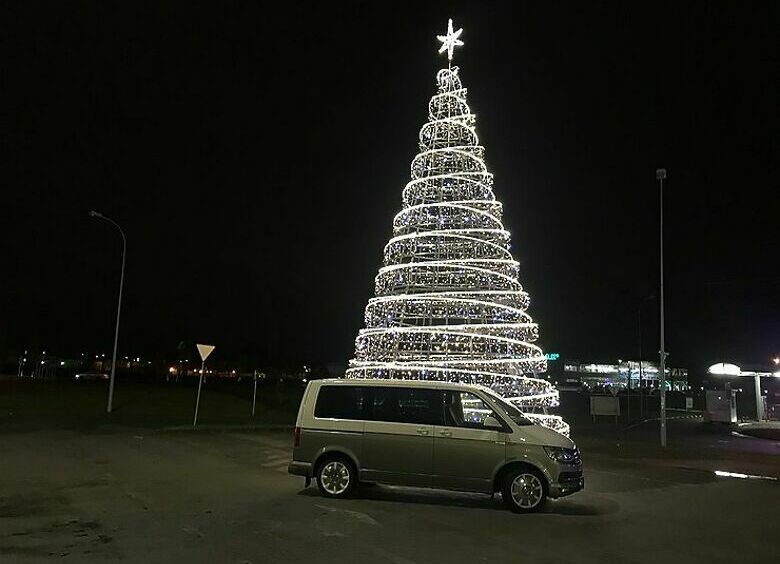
196;344;215;362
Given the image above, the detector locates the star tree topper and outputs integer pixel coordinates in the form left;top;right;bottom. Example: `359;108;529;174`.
437;18;464;61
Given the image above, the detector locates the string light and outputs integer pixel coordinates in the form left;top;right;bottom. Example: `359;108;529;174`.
345;25;569;436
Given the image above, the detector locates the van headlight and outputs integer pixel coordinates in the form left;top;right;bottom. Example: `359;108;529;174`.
544;446;579;464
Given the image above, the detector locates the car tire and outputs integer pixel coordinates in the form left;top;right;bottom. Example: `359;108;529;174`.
502;467;547;513
315;455;356;499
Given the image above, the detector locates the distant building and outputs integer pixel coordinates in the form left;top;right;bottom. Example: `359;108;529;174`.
560;360;689;391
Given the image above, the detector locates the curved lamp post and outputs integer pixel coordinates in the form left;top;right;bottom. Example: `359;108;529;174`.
89;211;126;414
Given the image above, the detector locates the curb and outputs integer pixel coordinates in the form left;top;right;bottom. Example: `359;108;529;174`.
160;423;294;433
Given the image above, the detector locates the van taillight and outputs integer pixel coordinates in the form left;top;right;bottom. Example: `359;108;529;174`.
294;426;301;447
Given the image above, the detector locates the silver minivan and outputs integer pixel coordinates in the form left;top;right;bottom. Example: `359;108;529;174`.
288;379;583;512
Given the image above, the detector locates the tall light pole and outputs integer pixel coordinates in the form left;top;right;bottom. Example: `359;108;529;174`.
656;169;668;447
89;211;126;414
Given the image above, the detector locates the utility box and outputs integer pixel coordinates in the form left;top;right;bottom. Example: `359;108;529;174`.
705;390;737;423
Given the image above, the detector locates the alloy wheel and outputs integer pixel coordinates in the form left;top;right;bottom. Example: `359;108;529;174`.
319;461;351;495
510;472;544;509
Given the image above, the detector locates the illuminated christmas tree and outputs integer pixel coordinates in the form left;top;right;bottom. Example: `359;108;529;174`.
346;20;568;435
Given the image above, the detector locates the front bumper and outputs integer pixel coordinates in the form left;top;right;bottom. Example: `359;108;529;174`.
288;461;312;477
549;470;584;498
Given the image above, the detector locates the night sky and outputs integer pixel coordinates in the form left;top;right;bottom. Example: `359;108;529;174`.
2;1;778;372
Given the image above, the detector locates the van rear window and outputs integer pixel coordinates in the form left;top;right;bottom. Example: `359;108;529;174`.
314;385;445;424
314;386;367;420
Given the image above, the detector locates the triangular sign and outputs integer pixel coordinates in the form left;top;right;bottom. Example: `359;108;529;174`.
196;344;215;362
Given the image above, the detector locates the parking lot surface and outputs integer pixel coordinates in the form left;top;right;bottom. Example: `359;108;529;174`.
1;427;777;563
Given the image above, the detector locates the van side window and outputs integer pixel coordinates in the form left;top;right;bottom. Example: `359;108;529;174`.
444;391;500;429
368;387;443;425
314;386;366;420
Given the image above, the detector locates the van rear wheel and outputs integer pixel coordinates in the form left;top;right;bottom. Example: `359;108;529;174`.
316;456;356;498
502;467;547;513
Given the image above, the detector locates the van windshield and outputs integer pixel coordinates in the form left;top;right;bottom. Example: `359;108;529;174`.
486;392;535;426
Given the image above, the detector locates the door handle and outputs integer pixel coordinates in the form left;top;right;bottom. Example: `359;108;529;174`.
416;428;430;435
439;430;452;437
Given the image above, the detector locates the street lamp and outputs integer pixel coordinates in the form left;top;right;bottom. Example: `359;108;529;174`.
656;168;668;447
89;210;126;414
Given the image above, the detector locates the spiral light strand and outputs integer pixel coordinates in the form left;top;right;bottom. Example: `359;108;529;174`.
345;61;569;437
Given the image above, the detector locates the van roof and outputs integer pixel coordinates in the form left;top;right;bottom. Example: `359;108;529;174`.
311;378;489;392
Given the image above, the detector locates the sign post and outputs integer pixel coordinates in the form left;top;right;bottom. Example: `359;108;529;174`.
193;344;215;428
252;369;258;417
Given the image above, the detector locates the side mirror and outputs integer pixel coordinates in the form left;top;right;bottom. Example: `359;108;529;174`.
483;415;503;430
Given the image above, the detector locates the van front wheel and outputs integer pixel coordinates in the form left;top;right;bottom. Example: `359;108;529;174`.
502;468;547;513
316;456;356;498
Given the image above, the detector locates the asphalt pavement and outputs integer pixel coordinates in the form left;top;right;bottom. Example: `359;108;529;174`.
1;426;777;563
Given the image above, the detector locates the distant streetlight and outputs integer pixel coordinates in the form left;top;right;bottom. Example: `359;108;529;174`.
656;168;668;447
89;210;126;414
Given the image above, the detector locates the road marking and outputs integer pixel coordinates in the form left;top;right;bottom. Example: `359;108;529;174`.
261;460;289;468
226;433;290;449
261;453;289;461
261;450;287;457
714;470;778;481
315;504;380;526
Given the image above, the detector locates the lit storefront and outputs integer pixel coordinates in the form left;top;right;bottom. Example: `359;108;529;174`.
562;360;689;391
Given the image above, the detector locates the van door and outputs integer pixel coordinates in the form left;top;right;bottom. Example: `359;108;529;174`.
360;387;441;487
432;390;507;493
305;385;367;466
